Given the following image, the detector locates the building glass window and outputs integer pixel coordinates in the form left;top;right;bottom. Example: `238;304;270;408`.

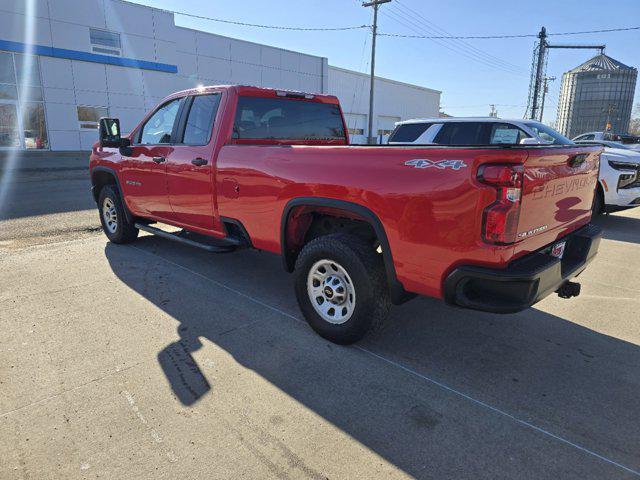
23;103;48;149
0;52;16;84
0;84;18;101
0;51;48;149
14;54;42;87
0;103;21;148
77;106;109;130
90;29;122;56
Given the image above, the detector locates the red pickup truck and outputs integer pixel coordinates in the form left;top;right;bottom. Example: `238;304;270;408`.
90;85;602;344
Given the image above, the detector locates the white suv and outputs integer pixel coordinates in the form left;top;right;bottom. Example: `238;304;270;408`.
388;118;573;146
573;132;640;151
575;140;640;213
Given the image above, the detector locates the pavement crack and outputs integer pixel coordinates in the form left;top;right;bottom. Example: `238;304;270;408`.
0;362;141;418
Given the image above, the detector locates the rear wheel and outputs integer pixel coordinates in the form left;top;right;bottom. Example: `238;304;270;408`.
294;233;391;344
98;185;138;243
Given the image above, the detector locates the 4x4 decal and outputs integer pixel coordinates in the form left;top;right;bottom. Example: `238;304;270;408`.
405;159;468;170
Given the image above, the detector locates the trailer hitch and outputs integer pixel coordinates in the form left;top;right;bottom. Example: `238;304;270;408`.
556;281;581;299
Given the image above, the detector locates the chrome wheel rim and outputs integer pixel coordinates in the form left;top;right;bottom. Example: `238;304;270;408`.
307;259;356;324
102;197;118;234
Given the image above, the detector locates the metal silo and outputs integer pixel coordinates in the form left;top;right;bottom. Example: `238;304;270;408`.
555;54;637;138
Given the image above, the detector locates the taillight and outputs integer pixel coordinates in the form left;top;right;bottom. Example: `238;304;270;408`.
478;164;524;244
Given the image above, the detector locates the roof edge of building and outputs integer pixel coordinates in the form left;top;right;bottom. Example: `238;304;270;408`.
174;25;328;61
328;65;441;95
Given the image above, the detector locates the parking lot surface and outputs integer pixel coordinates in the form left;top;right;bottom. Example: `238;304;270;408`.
1;194;640;478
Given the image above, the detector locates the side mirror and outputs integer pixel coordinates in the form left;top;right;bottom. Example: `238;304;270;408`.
99;118;123;148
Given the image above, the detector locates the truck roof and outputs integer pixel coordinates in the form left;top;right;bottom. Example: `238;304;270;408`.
170;84;341;104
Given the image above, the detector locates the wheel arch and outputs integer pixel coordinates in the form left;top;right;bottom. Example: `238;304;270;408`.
280;197;412;304
91;166;133;223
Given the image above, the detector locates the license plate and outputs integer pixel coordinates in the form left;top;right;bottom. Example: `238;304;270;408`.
551;241;566;259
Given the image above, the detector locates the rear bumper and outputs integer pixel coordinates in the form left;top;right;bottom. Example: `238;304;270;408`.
444;224;602;313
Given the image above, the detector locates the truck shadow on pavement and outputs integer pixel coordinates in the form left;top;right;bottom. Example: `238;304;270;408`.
105;237;640;479
594;211;640;244
0;169;94;221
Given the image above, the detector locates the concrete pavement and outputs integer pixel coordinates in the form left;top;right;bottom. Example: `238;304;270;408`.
1;204;640;479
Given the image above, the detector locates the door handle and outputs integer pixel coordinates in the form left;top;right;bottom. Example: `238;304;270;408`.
152;156;166;164
191;157;208;166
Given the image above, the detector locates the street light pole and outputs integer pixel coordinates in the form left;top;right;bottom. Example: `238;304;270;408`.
363;0;391;144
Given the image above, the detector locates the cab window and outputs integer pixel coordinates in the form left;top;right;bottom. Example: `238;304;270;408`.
138;98;182;145
232;96;346;141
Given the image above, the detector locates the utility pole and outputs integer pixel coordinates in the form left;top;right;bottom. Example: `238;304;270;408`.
363;0;391;144
539;76;555;122
526;25;604;120
530;27;547;120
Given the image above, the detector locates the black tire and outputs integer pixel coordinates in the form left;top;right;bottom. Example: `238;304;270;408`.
592;184;604;215
294;233;391;344
98;185;139;244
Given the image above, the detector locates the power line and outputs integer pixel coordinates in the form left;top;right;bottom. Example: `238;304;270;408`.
381;7;525;75
378;25;640;39
167;9;369;31
379;8;527;76
150;5;640;39
392;0;525;73
549;26;640;36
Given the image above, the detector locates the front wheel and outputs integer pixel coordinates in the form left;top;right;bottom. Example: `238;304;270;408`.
98;185;139;244
294;233;391;344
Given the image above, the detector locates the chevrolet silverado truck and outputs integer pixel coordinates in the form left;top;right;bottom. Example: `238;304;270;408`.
90;85;603;344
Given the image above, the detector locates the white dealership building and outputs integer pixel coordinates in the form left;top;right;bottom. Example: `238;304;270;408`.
0;0;440;151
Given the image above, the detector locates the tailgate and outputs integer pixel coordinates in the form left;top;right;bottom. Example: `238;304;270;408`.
517;146;601;242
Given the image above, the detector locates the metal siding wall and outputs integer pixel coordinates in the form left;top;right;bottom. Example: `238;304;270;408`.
328;66;441;144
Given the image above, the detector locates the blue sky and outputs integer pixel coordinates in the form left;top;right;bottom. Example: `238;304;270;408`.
131;0;640;123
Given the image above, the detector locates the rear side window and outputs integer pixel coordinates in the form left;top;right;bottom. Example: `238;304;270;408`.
139;98;181;145
388;123;433;142
433;122;486;145
233;96;345;141
182;94;221;145
489;123;527;144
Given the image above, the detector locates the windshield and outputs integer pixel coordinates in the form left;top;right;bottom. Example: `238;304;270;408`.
524;122;573;145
